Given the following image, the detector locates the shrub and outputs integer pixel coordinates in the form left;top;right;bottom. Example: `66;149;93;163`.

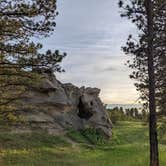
158;121;166;139
67;128;107;145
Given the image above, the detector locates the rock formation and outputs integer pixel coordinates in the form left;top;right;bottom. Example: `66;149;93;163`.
19;73;112;137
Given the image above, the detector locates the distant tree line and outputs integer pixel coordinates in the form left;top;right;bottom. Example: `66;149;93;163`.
107;107;148;124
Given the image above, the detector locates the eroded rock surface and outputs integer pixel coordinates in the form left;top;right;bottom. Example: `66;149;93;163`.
20;73;112;137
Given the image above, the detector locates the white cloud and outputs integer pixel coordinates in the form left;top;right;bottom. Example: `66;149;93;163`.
38;0;139;104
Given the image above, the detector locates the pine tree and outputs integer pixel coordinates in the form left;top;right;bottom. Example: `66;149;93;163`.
119;0;161;165
0;0;66;111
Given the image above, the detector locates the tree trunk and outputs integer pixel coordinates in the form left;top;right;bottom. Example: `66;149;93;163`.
145;0;159;166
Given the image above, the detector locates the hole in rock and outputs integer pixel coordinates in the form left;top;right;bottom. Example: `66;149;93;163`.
77;98;93;120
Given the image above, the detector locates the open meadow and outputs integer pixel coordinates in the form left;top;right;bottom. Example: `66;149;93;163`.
0;121;165;166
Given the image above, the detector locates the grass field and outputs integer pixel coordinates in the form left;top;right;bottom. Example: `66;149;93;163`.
0;121;165;166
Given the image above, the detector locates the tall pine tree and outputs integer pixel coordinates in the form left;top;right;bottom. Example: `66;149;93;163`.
119;0;162;165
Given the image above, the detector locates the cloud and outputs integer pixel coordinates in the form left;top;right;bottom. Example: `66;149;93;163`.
102;67;116;72
38;0;139;104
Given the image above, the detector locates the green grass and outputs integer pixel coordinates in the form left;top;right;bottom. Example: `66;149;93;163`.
0;121;166;166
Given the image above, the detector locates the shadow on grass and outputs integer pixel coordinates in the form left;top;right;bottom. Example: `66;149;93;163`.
0;131;70;150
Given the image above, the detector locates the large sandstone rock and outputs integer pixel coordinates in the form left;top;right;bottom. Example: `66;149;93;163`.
19;73;112;137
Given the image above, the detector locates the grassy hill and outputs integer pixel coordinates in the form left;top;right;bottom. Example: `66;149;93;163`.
0;121;165;166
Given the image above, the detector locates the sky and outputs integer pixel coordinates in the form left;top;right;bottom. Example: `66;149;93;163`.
40;0;139;104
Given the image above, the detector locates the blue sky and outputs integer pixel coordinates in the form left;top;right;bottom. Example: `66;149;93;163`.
40;0;139;104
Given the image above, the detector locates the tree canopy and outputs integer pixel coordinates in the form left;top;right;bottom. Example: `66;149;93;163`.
119;0;166;114
0;0;66;111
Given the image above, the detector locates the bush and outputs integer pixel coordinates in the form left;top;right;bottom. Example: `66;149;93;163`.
107;108;129;124
67;128;107;145
158;121;166;139
0;112;24;125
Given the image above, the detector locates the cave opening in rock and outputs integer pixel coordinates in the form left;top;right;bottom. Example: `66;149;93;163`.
77;98;93;120
90;101;93;106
